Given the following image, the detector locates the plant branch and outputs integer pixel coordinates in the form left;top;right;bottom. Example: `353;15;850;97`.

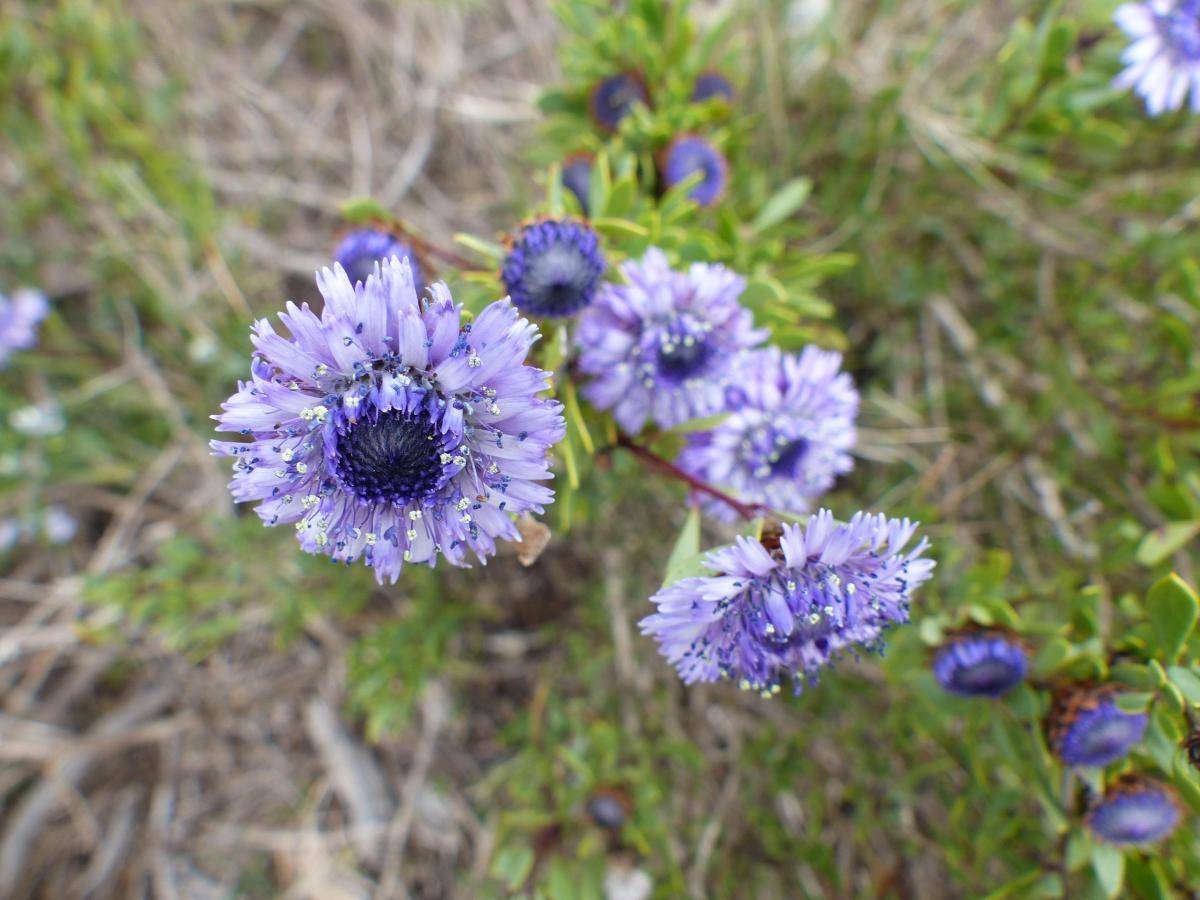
614;433;768;521
407;233;476;271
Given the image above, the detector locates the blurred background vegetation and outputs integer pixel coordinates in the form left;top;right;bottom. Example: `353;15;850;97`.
2;0;1200;897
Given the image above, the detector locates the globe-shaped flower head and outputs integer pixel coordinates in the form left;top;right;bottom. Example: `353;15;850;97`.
1114;1;1200;114
932;631;1028;698
501;219;605;318
577;248;766;434
589;71;649;131
677;346;858;520
212;257;565;583
0;288;49;368
335;228;424;295
640;511;934;695
1047;685;1149;767
662;134;728;207
690;71;735;104
561;153;593;216
1088;776;1182;846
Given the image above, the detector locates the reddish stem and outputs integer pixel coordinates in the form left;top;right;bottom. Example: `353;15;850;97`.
615;432;767;520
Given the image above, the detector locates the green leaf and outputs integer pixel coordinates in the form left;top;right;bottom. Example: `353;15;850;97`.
1114;692;1153;713
559;425;580;490
1090;843;1124;900
1167;665;1200;704
604;175;637;218
588;152;611;220
1172;755;1200;814
918;616;945;647
454;232;505;264
1147;574;1199;663
662;507;704;587
547;162;565;216
562;379;594;455
667;412;730;434
1037;20;1075;82
339;195;393;225
491;845;534;892
591;216;649;239
740;276;788;307
1110;663;1162;691
981;869;1043;900
1125;857;1173;900
750;177;811;234
1136;520;1200;566
1033;637;1072;676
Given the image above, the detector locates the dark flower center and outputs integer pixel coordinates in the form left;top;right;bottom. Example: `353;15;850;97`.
334;407;447;504
655;333;712;381
952;658;1020;694
770;438;810;475
1075;713;1142;760
523;242;597;315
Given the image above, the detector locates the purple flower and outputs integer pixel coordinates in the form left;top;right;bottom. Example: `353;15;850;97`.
661;134;728;207
640;510;934;694
677;346;857;520
1114;1;1200;115
501;219;605;318
0;289;49;368
1088;776;1182;846
690;71;735;103
589;71;649;131
335;228;423;295
1048;686;1148;767
932;632;1028;698
577;248;766;434
561;153;593;216
212;257;565;583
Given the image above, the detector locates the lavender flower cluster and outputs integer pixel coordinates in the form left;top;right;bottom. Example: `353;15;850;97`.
208;208;934;699
213;256;564;584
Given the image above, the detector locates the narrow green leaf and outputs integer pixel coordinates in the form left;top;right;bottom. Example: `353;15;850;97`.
918;616;945;647
1147;573;1199;663
454;232;505;263
604;175;637;218
1114;692;1153;713
1136;520;1200;566
1110;662;1161;691
562;379;594;455
558;425;579;490
491;846;534;892
981;869;1043;900
667;412;729;434
1172;756;1200;813
1090;843;1124;900
547;162;565;216
588;152;611;220
1125;857;1173;900
750;177;811;234
1167;665;1200;704
662;507;703;587
1033;637;1072;676
591;216;649;239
